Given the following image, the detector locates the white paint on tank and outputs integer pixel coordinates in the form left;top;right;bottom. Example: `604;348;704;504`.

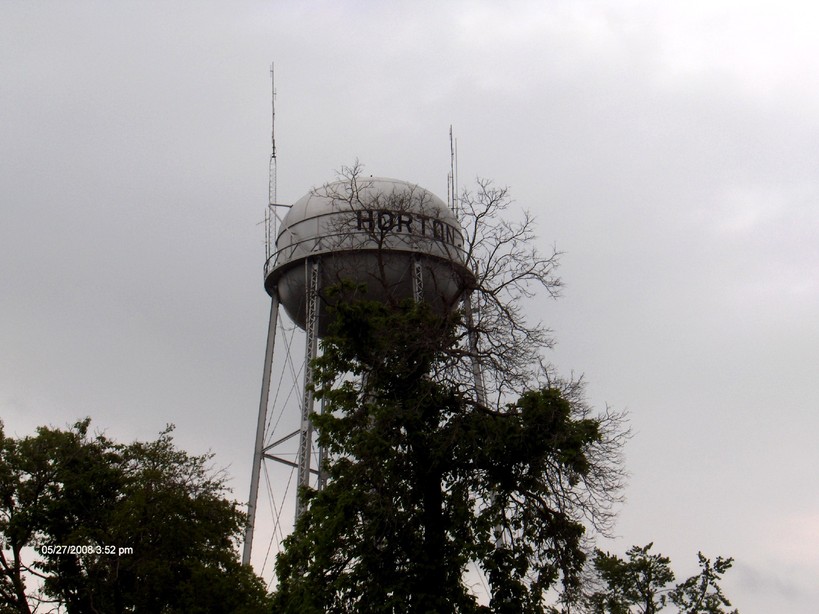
265;177;474;333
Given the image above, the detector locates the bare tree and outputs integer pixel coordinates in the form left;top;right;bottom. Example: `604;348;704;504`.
304;163;562;392
456;177;562;405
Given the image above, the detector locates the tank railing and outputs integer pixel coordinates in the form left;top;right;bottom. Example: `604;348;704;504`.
263;227;471;281
269;205;467;255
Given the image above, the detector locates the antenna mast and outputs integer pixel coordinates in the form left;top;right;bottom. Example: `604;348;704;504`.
266;64;278;261
448;125;459;217
244;63;282;569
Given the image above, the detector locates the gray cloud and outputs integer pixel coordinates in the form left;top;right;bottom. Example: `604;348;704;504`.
2;2;817;611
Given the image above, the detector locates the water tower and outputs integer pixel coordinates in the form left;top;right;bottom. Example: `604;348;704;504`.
242;174;475;566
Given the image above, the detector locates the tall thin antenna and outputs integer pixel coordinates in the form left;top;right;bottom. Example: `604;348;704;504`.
270;63;277;205
448;125;459;218
266;64;278;261
245;63;283;569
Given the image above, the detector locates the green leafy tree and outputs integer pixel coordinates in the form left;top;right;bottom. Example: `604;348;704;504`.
266;166;738;612
586;544;737;614
0;419;271;613
269;168;628;613
668;552;737;614
588;544;676;613
271;297;626;613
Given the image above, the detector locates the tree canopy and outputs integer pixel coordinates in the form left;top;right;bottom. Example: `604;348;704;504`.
268;168;736;613
0;419;271;613
268;169;627;612
587;543;738;614
271;297;625;613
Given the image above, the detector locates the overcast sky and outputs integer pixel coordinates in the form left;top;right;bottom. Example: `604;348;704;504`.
2;1;818;611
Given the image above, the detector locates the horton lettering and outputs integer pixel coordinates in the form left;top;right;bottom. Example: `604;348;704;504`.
355;209;461;247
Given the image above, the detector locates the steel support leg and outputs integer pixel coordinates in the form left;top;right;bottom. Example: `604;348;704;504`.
464;293;503;545
412;254;424;303
295;258;320;521
464;294;487;407
242;292;280;565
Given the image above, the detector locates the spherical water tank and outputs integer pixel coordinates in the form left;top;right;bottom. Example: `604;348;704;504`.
265;177;475;334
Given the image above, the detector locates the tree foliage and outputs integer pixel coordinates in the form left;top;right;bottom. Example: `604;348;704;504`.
271;296;626;613
268;168;628;612
586;543;738;614
269;167;733;613
0;419;271;613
